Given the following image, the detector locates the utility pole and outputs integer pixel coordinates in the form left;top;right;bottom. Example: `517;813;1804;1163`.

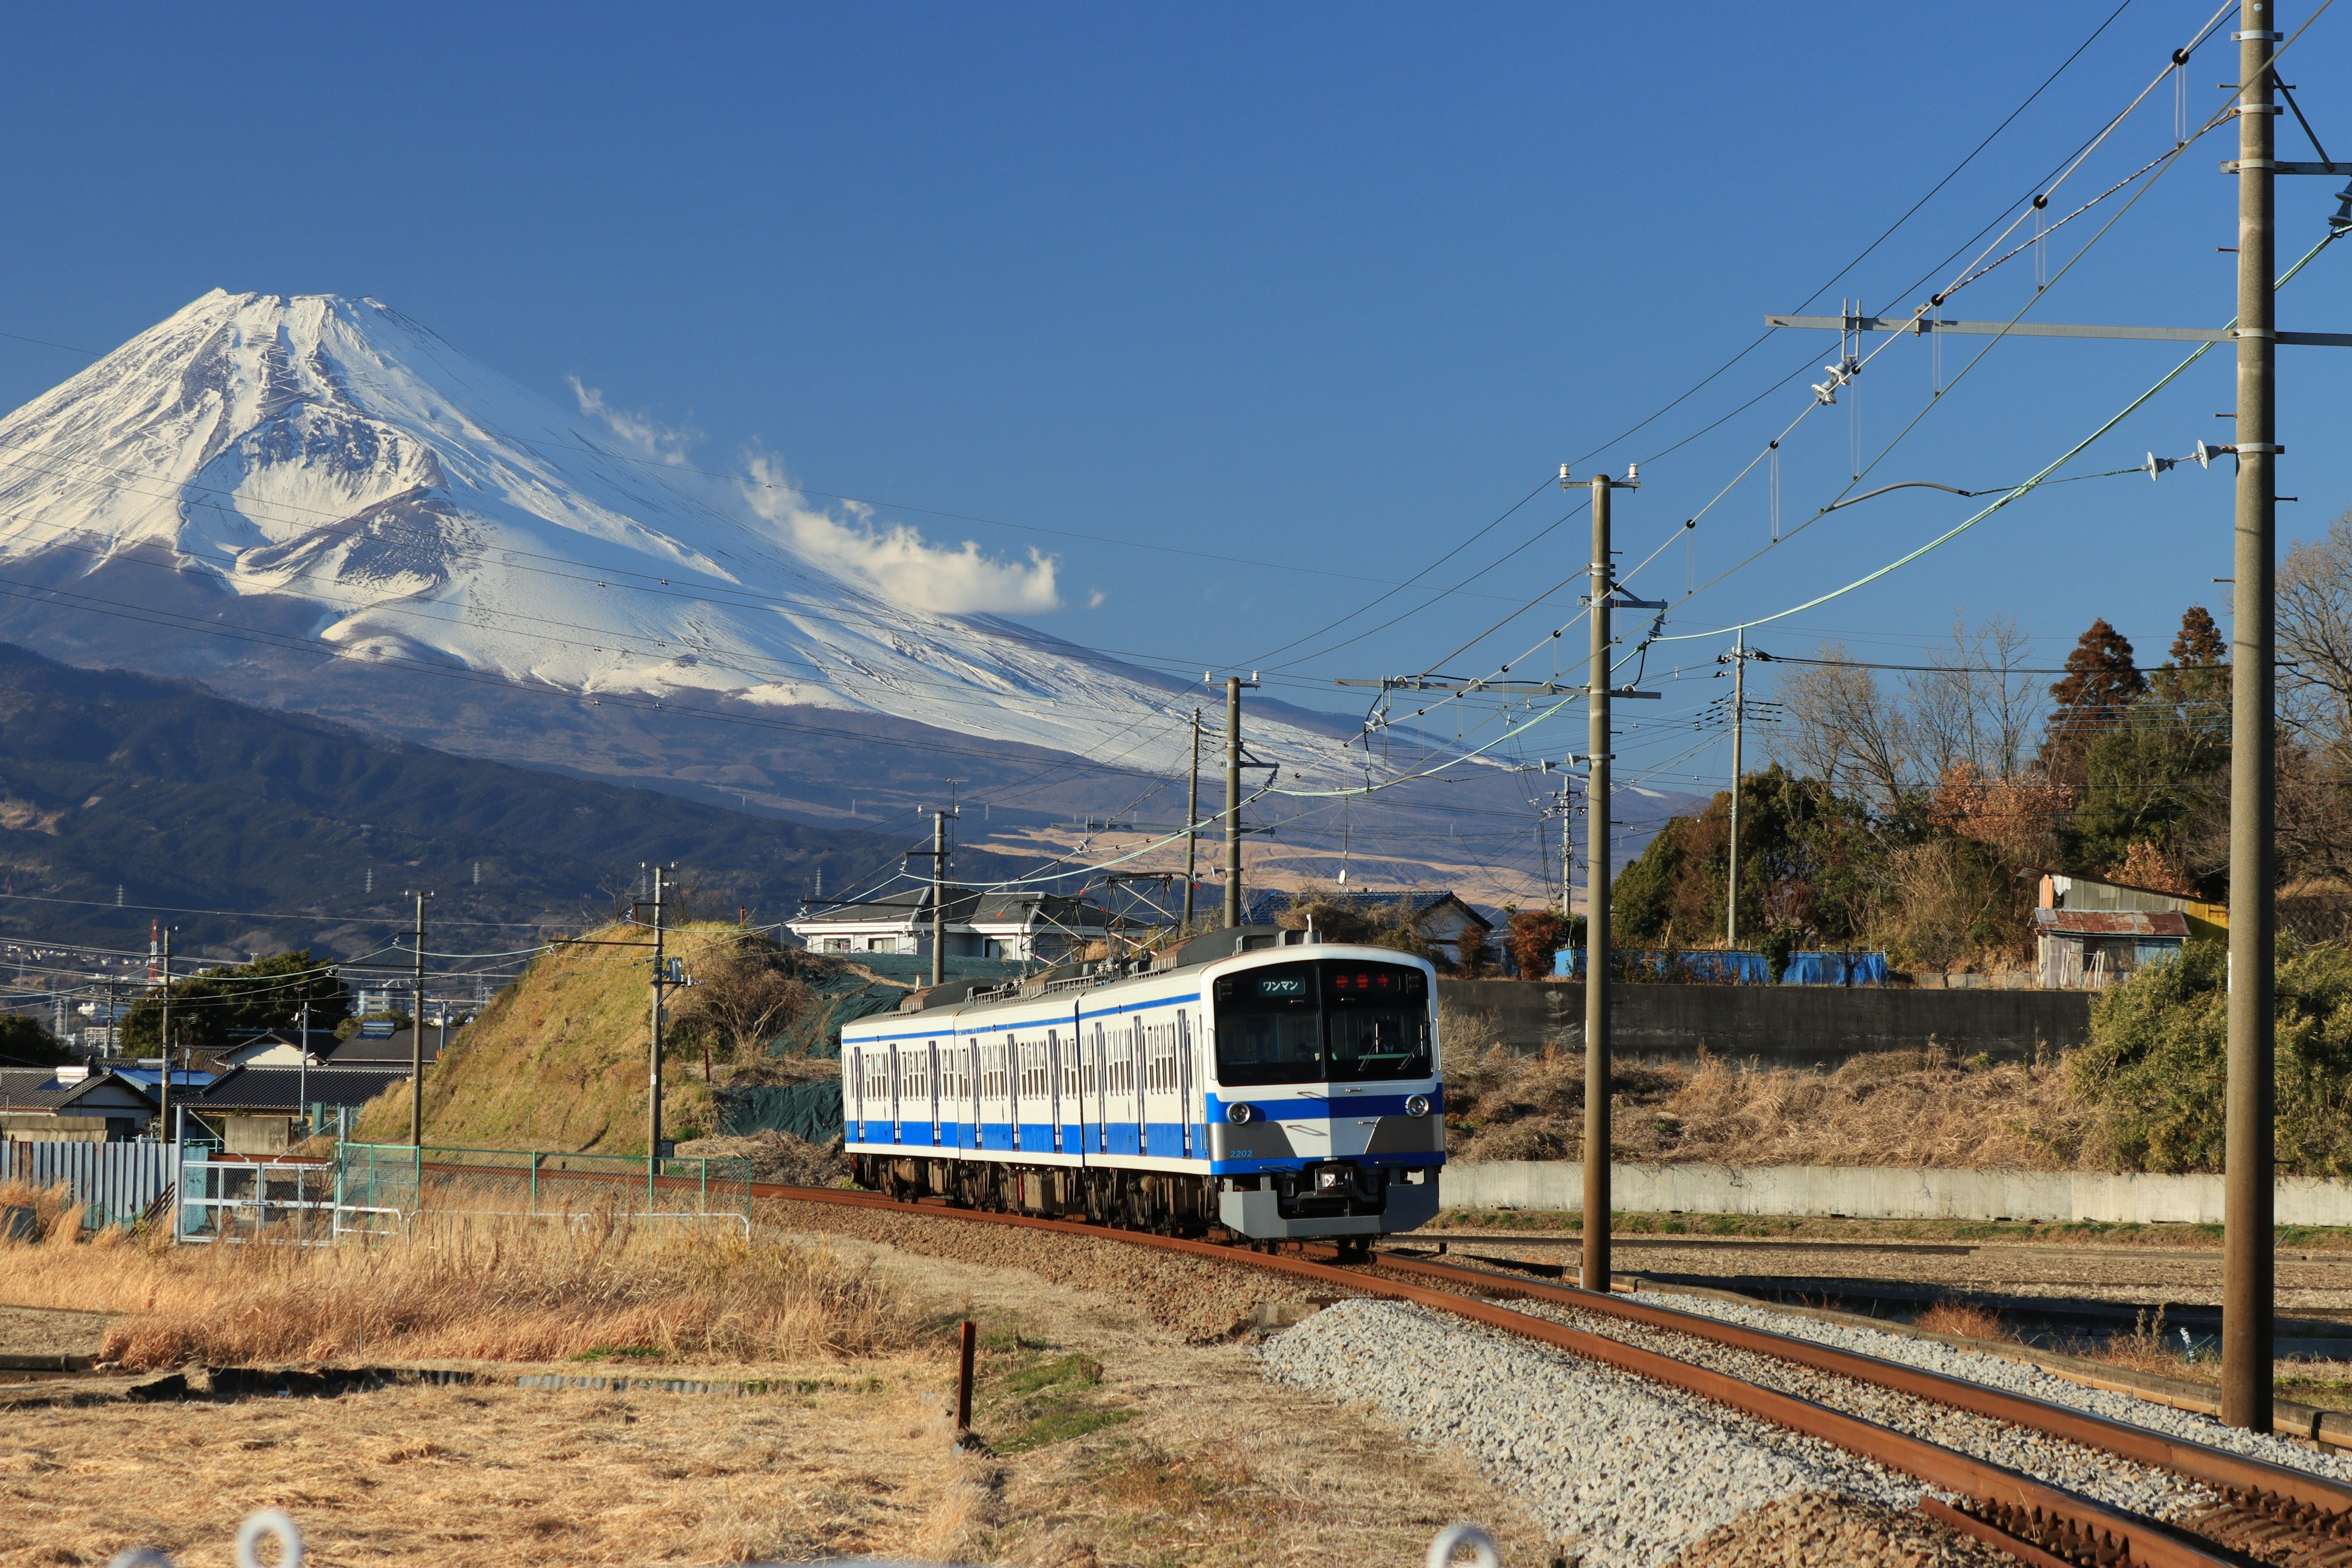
649;865;667;1167
298;998;310;1139
930;809;949;986
2224;0;2280;1432
1224;677;1245;929
644;865;673;1170
1727;626;1746;948
1558;783;1575;919
1183;708;1201;932
1570;462;1644;1295
408;892;429;1147
156;927;172;1140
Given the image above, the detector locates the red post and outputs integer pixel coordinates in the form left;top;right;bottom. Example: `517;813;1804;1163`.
956;1319;976;1431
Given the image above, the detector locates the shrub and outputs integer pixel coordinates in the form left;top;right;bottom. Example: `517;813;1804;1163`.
2070;940;2352;1175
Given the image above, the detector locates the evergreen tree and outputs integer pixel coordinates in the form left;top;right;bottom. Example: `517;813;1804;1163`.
2040;617;2148;785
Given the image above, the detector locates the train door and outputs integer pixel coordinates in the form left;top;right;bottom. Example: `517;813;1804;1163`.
1091;1023;1108;1153
1007;1033;1021;1151
1130;1018;1147;1152
849;1046;863;1142
929;1040;943;1144
1177;1013;1195;1157
1047;1030;1063;1153
887;1044;900;1144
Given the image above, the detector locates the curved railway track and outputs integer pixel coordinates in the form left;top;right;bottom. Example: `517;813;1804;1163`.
741;1177;2352;1568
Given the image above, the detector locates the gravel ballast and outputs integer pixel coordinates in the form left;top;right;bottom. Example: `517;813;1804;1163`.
1521;1300;2206;1525
1621;1289;2352;1483
1260;1298;1928;1566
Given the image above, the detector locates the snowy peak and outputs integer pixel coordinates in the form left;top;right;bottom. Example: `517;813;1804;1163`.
0;291;1358;778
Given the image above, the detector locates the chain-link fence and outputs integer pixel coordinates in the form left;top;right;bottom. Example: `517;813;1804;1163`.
332;1144;753;1236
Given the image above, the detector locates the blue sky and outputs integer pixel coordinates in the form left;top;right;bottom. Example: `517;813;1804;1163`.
2;1;2347;799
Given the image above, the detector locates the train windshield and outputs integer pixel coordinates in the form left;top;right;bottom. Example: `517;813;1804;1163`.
1213;960;1432;1086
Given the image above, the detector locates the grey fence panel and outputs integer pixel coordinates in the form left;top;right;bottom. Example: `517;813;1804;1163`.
0;1139;180;1227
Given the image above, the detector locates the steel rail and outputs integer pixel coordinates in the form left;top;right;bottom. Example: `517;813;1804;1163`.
737;1180;2230;1567
1366;1247;2352;1531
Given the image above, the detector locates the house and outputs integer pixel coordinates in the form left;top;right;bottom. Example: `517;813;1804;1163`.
188;1065;407;1155
0;1066;157;1142
788;886;1113;963
1240;889;1494;956
2035;909;2192;989
2036;871;2226;937
217;1025;449;1072
2032;870;2218;989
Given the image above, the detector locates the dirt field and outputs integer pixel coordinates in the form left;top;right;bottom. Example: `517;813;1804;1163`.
0;1227;1550;1568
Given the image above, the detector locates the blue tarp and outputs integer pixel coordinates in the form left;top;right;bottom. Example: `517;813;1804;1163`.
1550;949;1887;985
1779;951;1891;986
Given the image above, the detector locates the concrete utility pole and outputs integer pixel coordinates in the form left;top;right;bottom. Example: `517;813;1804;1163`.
1583;473;1613;1294
1572;462;1644;1294
1183;708;1201;932
298;999;309;1139
2224;0;2281;1431
648;866;666;1166
930;809;949;987
156;927;172;1139
1558;783;1574;919
1224;678;1243;929
1727;627;1746;948
408;892;429;1147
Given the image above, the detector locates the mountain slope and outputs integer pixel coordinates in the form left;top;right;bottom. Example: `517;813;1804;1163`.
0;641;1033;956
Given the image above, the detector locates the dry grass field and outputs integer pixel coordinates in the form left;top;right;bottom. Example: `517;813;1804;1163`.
1441;1030;2095;1171
0;1192;911;1370
0;1188;1550;1567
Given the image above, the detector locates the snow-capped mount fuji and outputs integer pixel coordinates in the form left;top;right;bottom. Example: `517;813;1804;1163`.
0;290;1699;905
0;288;1359;780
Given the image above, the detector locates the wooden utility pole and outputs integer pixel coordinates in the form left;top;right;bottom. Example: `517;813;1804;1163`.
2223;0;2281;1431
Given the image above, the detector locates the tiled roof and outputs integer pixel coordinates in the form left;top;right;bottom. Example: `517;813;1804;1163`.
194;1066;407;1111
1241;889;1483;927
0;1067;156;1111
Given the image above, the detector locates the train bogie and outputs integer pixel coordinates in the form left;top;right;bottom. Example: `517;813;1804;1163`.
840;933;1446;1242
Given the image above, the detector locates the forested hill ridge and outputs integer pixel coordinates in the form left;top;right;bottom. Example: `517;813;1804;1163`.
0;641;1018;955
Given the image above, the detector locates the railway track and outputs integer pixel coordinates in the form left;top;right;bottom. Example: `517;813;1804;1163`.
743;1178;2352;1568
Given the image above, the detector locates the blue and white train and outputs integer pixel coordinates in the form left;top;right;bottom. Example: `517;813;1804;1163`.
839;927;1444;1249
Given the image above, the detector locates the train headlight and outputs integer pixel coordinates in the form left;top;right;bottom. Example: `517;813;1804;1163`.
1226;1102;1255;1125
1404;1094;1431;1118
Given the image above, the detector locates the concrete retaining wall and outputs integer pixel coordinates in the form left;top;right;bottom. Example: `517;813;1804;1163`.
1438;1160;2352;1227
1438;979;2092;1071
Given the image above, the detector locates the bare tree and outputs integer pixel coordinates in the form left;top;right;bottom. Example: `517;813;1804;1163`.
2281;513;2352;761
1907;614;2042;782
1776;646;1913;810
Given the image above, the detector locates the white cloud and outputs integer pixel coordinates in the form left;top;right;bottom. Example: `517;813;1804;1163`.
570;379;701;465
739;453;1061;616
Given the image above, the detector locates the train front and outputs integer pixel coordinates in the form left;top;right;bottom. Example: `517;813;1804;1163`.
1202;948;1444;1240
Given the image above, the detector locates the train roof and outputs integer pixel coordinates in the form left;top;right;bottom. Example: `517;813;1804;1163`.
850;927;1433;1031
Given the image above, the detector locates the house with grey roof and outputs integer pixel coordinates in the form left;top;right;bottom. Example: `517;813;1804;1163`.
0;1066;157;1142
788;886;1112;964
